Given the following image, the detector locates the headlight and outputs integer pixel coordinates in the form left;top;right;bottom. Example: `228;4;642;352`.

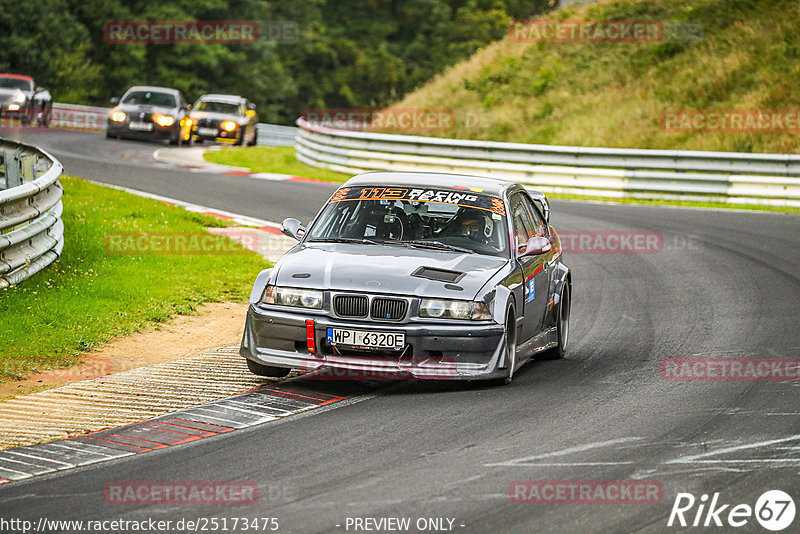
153;113;175;127
221;120;238;132
419;299;491;320
261;286;323;309
7;104;20;111
110;111;126;122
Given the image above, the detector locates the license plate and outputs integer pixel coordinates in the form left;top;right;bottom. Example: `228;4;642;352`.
129;121;153;131
326;328;405;350
198;127;217;136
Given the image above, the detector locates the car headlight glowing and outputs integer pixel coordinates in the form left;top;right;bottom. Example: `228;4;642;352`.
419;299;491;320
7;104;20;111
261;286;323;309
110;111;126;122
221;120;238;132
153;114;175;127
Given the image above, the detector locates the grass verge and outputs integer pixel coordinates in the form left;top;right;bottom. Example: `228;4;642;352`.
387;0;800;154
0;176;270;384
203;146;351;182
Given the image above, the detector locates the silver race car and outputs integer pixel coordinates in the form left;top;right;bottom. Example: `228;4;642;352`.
240;172;571;384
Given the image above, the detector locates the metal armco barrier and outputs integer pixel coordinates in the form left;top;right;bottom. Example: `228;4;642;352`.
256;123;297;147
0;139;64;288
295;118;800;207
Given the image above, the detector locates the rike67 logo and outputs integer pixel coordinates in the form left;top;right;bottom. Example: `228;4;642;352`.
668;490;796;531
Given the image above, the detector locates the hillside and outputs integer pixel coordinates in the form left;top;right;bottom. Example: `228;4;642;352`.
383;0;800;153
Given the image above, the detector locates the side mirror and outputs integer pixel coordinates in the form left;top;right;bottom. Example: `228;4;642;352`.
519;236;552;257
247;102;256;111
110;97;120;106
245;109;256;118
281;218;306;241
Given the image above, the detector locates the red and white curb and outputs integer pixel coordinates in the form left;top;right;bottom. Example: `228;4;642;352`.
0;383;353;485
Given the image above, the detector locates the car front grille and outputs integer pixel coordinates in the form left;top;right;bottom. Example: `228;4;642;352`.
371;298;407;321
334;295;368;317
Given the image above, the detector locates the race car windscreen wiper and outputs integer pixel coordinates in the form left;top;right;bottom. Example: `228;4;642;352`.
306;237;381;245
403;240;475;254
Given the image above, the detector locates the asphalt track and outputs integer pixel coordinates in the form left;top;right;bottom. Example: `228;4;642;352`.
1;129;799;533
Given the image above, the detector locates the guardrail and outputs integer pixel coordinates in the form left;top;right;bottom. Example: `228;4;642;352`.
295;118;800;207
45;103;298;146
256;123;297;147
0;139;64;288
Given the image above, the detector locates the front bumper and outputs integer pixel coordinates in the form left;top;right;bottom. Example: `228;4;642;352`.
239;304;507;380
191;127;241;144
1;105;29;121
107;120;175;140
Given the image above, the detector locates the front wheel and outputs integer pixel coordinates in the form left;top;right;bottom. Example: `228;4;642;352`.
489;308;517;386
246;359;291;378
39;104;51;127
541;282;570;360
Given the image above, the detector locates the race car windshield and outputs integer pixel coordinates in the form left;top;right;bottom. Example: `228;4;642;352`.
0;77;33;91
194;101;241;114
122;91;178;107
306;188;509;257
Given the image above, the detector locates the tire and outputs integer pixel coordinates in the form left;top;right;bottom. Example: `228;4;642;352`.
246;359;291;378
540;282;570;360
170;128;181;146
236;129;246;146
249;127;258;146
489;307;517;386
39;104;51;128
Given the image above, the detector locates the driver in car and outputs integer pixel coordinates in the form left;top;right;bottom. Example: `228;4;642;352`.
451;212;493;245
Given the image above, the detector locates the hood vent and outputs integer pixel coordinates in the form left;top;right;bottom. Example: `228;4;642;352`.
411;266;466;283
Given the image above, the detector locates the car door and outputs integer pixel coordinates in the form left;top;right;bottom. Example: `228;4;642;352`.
510;192;550;341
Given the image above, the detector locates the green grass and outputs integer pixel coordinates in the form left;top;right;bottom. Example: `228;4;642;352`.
203;146;352;183
0;177;270;384
387;0;800;154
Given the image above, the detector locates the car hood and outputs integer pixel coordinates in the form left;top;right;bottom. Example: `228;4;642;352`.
0;88;29;102
273;243;508;300
115;104;178;115
190;111;244;123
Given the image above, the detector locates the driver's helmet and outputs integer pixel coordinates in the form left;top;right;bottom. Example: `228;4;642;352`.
457;212;493;242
